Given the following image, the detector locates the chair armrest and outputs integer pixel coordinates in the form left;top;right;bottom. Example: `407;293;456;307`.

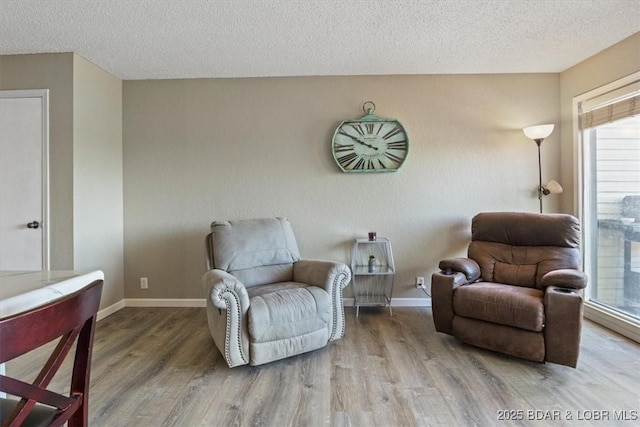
201;269;250;367
544;285;584;367
438;258;481;281
540;269;587;290
293;260;351;291
293;260;351;341
202;269;250;311
431;271;470;335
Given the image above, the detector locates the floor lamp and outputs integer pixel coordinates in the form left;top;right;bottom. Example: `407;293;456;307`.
523;124;562;213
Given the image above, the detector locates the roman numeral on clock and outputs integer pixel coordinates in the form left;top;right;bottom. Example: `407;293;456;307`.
338;152;359;168
387;140;407;150
384;152;404;164
334;143;354;152
365;123;374;134
383;125;403;140
349;124;365;135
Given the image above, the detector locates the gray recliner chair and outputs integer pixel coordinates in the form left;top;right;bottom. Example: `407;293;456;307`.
431;212;587;367
202;217;351;367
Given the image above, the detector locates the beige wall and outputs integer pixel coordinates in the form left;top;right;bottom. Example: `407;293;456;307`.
0;53;75;269
0;53;125;310
4;34;635;306
123;74;560;299
559;32;640;213
73;55;125;307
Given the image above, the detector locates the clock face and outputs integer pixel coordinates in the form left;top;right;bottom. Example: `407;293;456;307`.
332;119;409;172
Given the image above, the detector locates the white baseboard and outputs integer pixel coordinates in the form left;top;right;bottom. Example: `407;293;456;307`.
97;297;431;321
97;299;125;321
343;297;431;307
96;298;205;321
125;298;206;308
584;302;640;343
392;297;431;307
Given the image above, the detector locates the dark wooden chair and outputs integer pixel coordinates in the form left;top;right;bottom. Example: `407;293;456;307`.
0;279;103;427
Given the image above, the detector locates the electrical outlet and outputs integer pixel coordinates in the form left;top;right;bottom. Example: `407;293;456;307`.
416;276;425;288
140;277;148;289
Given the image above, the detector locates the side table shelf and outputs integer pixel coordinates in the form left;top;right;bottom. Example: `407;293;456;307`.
350;237;395;316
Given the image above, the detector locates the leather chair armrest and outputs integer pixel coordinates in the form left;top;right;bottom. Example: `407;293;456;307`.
438;257;481;281
544;285;584;367
293;260;351;341
540;269;587;290
431;271;470;335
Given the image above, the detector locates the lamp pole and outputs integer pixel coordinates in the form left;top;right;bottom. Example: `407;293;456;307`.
523;124;554;214
536;139;543;213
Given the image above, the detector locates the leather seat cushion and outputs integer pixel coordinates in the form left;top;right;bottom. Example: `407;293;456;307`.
453;282;545;332
248;283;331;343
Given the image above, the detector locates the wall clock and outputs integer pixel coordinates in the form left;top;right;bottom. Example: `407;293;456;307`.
331;101;409;173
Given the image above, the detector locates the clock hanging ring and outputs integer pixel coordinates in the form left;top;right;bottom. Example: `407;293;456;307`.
331;101;409;173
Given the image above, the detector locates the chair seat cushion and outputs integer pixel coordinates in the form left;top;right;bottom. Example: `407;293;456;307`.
1;398;57;426
453;282;545;332
248;283;331;343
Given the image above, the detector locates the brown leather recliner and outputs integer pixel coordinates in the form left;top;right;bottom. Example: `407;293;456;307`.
431;212;587;367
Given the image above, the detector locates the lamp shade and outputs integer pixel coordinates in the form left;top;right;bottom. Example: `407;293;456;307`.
523;124;554;140
545;179;563;194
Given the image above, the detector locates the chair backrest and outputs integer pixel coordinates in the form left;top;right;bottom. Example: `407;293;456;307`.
207;217;301;287
468;212;580;288
0;279;103;427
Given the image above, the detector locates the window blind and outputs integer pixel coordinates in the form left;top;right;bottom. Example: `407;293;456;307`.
580;80;640;129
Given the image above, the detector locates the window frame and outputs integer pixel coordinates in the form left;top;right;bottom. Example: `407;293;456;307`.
573;71;640;343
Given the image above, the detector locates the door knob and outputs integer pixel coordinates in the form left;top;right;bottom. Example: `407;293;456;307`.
26;221;40;229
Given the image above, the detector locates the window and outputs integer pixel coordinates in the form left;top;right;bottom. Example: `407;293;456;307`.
576;72;640;339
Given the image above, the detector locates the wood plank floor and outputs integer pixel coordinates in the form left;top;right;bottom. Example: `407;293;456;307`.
7;307;640;426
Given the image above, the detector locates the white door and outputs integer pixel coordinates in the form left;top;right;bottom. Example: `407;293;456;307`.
0;90;49;270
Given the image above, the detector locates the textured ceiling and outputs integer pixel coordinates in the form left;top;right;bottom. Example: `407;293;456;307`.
1;0;639;80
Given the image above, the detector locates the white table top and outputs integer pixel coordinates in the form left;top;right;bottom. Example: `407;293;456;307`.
0;270;104;318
